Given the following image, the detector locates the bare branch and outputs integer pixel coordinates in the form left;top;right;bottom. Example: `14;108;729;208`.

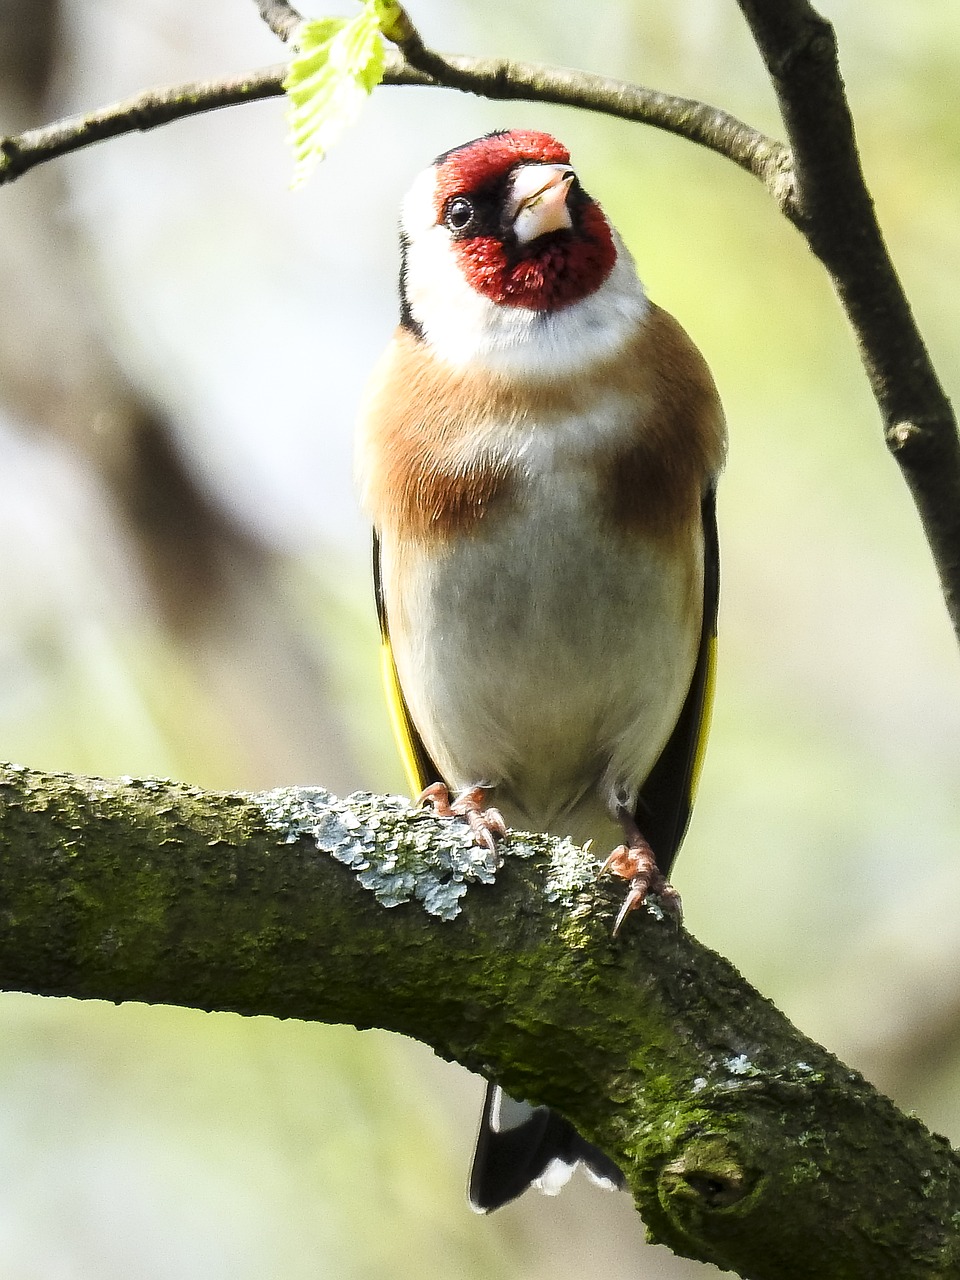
0;51;788;194
412;51;790;191
0;65;289;184
375;0;788;194
736;0;960;643
252;0;303;42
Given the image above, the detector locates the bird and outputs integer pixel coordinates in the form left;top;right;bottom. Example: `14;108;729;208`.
356;129;726;1213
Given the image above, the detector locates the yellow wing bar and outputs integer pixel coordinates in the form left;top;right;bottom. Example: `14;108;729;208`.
380;639;434;796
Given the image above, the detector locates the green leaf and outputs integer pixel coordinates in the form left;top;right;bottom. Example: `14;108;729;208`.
371;0;411;45
283;5;387;189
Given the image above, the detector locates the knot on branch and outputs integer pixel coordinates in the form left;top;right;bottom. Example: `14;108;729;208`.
659;1135;757;1217
768;150;799;220
886;419;923;454
807;28;837;66
0;136;23;184
884;413;960;479
768;16;838;80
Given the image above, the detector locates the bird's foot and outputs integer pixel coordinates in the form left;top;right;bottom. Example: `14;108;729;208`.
419;782;506;855
601;820;682;936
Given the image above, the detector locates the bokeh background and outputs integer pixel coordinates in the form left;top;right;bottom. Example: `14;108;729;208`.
1;0;958;1275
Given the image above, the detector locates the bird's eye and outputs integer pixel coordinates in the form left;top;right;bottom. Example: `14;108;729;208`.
444;197;475;232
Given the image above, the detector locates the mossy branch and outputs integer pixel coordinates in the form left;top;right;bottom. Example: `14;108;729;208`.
1;759;958;1279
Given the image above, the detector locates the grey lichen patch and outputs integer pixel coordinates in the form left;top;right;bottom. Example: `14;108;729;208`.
254;787;505;920
542;836;673;922
724;1054;757;1078
542;836;602;904
690;1053;828;1108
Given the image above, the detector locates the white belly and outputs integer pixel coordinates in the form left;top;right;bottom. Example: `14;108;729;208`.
383;465;702;847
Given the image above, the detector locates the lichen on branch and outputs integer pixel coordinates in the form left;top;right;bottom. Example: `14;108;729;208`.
0;761;958;1277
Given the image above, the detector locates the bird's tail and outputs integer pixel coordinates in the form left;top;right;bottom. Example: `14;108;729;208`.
468;1081;625;1213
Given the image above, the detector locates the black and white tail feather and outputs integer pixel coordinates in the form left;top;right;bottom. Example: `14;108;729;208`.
468;1082;625;1213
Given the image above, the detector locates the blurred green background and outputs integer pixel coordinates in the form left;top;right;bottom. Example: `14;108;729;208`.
0;1;958;1276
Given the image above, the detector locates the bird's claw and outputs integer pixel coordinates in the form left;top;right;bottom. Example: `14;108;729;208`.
601;838;682;936
419;782;506;854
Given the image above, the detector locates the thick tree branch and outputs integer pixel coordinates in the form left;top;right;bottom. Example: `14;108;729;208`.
0;760;958;1279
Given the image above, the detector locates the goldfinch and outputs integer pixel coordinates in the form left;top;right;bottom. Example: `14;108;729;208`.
356;130;726;1213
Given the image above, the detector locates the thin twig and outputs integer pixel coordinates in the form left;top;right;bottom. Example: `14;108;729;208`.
0;65;289;184
392;2;793;200
0;50;789;196
423;52;791;195
252;0;303;42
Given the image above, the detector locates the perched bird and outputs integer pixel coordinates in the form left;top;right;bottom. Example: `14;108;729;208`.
356;129;726;1213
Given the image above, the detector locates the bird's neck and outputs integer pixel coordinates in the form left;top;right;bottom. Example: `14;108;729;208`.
403;230;650;380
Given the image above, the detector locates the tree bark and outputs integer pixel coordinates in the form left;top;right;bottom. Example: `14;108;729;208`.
0;760;957;1279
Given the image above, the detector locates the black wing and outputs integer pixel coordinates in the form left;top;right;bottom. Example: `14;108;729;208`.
635;488;720;875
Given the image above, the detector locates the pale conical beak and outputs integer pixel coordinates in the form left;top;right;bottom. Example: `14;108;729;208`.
508;163;576;243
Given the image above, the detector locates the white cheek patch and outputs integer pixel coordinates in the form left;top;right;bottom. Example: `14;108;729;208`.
402;181;500;350
400;166;649;378
400;166;444;241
